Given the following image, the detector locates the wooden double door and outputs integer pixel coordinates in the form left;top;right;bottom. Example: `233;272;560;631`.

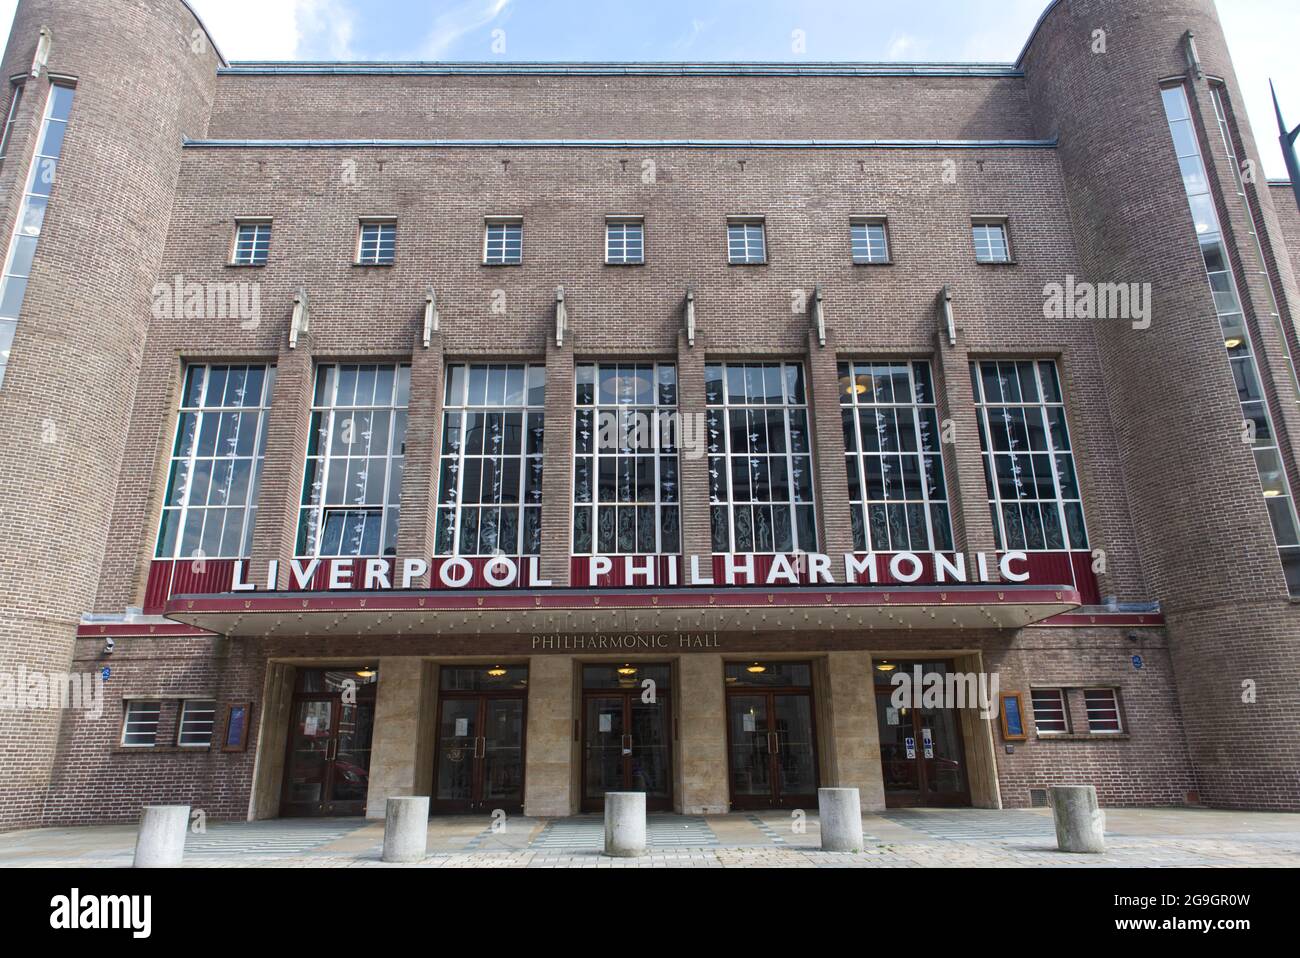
434;692;527;813
875;660;971;807
281;671;377;817
581;664;674;812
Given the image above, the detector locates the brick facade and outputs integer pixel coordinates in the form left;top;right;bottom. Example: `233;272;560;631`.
0;0;1298;827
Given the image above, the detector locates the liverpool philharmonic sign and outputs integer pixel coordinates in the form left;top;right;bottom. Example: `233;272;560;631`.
229;551;1038;592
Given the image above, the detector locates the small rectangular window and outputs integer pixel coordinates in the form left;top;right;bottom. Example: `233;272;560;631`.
121;700;162;747
357;220;396;265
850;218;890;264
727;218;767;264
177;699;217;747
484;219;523;265
1084;688;1123;733
232;221;271;266
605;218;645;265
1030;689;1069;735
972;219;1011;263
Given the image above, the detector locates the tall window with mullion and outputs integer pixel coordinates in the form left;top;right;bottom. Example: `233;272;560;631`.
839;360;953;553
971;220;1010;263
357;220;396;265
298;363;410;557
605;219;644;264
436;363;546;556
574;362;680;555
971;359;1087;552
727;219;766;264
483;219;523;265
232;221;271;265
705;362;816;553
156;364;276;561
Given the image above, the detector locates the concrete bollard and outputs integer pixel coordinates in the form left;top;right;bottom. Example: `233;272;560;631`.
133;805;190;868
1050;785;1106;853
603;792;647;857
382;796;430;863
818;788;864;852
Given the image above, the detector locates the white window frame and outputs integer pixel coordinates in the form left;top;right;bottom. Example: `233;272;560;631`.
604;216;645;265
1030;688;1069;735
231;218;272;266
972;359;1089;553
298;363;410;558
1084;688;1124;734
573;361;680;556
435;363;546;557
177;698;217;748
483;217;523;265
705;361;818;554
356;218;397;265
850;217;890;264
121;699;162;748
726;217;767;264
155;364;276;561
840;359;953;552
971;217;1011;263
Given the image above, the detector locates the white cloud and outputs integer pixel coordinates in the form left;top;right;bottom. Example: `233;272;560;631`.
189;0;355;61
422;0;511;60
885;33;921;61
673;18;716;53
1215;0;1300;180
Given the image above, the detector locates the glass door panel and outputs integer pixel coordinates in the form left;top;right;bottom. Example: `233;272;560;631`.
628;697;671;799
330;699;374;804
727;694;772;799
584;695;626;804
876;693;921;795
773;694;816;802
481;698;525;805
436;698;481;807
918;703;968;799
285;699;333;806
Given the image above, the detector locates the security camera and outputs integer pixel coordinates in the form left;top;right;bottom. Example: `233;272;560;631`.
103;637;115;655
1126;630;1140;643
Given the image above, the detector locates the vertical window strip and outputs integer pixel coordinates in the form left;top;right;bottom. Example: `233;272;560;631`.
156;364;277;561
1162;84;1300;595
573;362;680;555
704;361;817;553
971;359;1088;552
298;363;410;558
839;360;953;553
0;83;23;163
0;83;74;387
435;363;546;556
1209;86;1300;405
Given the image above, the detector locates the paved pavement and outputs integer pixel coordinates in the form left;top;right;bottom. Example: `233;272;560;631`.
2;807;1297;867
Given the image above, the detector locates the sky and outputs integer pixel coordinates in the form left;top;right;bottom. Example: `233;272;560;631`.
0;0;1296;176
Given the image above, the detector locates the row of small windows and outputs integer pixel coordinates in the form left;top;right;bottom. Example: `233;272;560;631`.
121;698;216;748
1029;687;1123;735
156;358;1086;563
229;216;1014;268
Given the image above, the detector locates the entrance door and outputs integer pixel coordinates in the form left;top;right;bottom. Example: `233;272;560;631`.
724;662;819;809
281;668;378;817
874;660;971;807
433;666;528;813
581;664;673;812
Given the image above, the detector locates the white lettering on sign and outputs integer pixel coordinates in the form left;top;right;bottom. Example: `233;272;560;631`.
226;550;1045;593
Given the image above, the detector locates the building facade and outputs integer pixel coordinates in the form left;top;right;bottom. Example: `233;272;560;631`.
1;0;1299;829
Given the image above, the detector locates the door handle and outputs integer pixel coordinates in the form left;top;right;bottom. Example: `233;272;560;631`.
622;733;633;751
768;731;778;755
474;736;485;759
327;739;337;762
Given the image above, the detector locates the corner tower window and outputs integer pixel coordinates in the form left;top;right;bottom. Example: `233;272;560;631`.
1161;83;1300;595
0;82;74;387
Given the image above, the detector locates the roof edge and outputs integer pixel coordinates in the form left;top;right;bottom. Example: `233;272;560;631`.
217;61;1023;78
177;0;228;68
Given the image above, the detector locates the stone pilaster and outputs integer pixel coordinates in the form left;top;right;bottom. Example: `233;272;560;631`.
676;653;729;814
523;655;576;816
